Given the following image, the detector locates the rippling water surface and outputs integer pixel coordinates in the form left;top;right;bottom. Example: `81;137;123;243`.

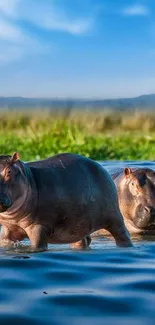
1;160;155;325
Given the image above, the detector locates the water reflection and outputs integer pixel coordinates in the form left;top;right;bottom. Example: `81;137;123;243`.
0;161;155;324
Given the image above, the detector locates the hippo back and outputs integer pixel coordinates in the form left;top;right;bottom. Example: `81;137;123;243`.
26;153;80;169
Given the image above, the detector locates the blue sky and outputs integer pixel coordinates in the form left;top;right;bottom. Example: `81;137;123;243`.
0;0;155;98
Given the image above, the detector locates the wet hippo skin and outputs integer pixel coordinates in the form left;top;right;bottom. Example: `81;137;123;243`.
0;153;132;250
95;167;155;236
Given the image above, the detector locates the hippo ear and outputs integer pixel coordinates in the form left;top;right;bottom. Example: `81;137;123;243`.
124;167;132;176
10;152;20;164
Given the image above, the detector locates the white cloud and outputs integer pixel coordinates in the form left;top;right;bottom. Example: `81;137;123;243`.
33;5;92;35
19;1;93;35
0;0;93;35
0;15;48;64
36;14;92;35
122;4;149;16
0;18;52;64
0;0;95;64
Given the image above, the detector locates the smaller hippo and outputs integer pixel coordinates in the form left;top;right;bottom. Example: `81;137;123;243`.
96;167;155;235
0;152;132;250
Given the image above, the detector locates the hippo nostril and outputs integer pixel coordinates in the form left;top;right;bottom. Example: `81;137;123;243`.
144;206;151;214
144;206;155;216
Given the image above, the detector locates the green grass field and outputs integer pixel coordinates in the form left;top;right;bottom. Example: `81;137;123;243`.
0;110;155;161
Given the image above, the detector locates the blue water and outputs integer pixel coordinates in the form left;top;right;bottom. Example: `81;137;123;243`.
1;161;155;325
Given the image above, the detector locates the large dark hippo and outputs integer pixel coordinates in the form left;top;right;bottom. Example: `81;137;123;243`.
95;167;155;235
0;152;132;250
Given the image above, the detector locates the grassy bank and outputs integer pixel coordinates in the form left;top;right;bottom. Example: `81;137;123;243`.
0;110;155;161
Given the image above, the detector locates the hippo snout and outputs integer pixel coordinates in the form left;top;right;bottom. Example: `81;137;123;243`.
134;204;155;229
144;206;155;216
0;194;12;212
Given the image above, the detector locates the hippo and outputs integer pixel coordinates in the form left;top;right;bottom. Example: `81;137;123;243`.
0;152;132;250
95;167;155;236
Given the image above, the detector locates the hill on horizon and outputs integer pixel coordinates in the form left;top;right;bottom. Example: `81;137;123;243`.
0;93;155;111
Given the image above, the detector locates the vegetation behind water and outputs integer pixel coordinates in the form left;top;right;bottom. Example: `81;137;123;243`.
0;109;155;161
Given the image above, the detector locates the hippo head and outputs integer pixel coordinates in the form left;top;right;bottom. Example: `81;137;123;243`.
0;152;28;213
119;167;155;231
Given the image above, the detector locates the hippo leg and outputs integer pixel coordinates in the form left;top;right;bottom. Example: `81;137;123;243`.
105;214;133;247
70;235;91;249
25;224;48;250
0;225;27;243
